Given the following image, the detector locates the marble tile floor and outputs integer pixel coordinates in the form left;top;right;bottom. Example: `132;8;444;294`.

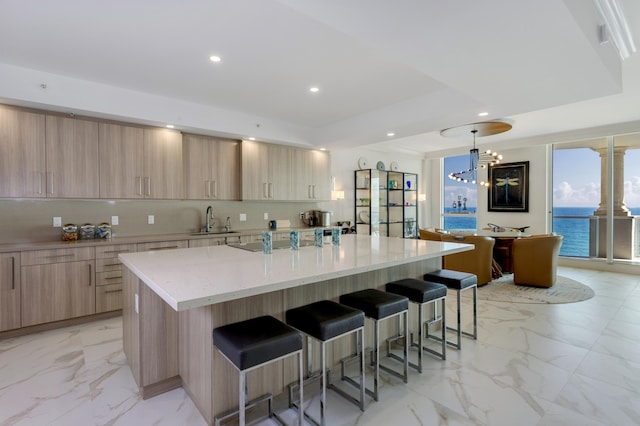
1;266;639;426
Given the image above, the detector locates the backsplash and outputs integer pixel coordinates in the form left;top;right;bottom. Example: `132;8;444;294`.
0;199;332;244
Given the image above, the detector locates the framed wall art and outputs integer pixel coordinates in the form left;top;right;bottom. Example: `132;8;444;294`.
488;161;529;212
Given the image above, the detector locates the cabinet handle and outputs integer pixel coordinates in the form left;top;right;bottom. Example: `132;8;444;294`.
213;180;218;198
268;183;274;198
38;172;44;195
148;246;179;251
88;263;92;286
145;177;151;196
308;185;312;199
11;256;15;290
262;182;268;198
44;254;75;259
313;185;316;199
103;262;121;267
206;180;211;198
136;176;142;196
103;249;130;255
48;171;54;195
104;289;123;294
105;275;123;280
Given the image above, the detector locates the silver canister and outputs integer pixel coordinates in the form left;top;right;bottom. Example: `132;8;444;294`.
80;223;96;239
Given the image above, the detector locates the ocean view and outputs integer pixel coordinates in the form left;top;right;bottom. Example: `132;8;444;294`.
444;206;640;257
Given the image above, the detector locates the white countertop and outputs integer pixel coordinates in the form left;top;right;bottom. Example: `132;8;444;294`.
119;234;472;311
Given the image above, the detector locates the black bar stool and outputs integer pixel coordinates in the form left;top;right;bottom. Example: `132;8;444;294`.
386;278;447;373
286;300;366;426
423;269;478;350
339;289;409;401
212;315;304;426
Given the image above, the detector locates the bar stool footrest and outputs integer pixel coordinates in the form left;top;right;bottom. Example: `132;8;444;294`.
214;393;281;426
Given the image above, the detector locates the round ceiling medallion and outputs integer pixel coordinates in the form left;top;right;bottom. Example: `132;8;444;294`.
440;120;513;138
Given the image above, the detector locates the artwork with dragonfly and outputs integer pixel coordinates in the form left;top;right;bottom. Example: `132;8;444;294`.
489;161;529;212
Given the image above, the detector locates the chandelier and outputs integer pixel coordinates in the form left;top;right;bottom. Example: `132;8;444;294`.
440;121;511;186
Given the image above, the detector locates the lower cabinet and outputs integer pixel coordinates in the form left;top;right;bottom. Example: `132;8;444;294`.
95;243;136;313
21;260;95;327
0;252;21;332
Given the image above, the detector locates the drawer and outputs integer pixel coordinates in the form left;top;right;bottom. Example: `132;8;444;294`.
136;240;188;252
240;234;262;243
225;236;241;244
96;283;123;313
96;270;124;286
21;247;95;265
95;244;136;259
96;257;124;272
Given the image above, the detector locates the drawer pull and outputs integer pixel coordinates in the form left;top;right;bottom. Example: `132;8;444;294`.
148;246;179;251
104;289;123;294
105;276;123;280
44;254;75;259
89;264;92;286
103;263;121;267
104;250;131;255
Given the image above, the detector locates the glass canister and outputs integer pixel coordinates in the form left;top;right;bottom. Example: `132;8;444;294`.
80;223;96;239
62;223;78;241
96;222;112;239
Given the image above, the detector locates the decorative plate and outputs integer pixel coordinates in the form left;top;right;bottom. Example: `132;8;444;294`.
376;161;385;171
390;161;399;171
359;211;370;224
358;156;369;169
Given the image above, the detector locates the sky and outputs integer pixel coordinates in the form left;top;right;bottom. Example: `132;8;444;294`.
444;147;640;209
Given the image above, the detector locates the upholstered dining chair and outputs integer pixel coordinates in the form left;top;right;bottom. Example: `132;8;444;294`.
512;234;564;287
419;229;495;285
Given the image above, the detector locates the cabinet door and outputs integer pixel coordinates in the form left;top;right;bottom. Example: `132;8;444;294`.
291;149;314;200
241;140;270;200
183;134;212;199
21;260;95;327
311;150;331;200
269;144;291;200
143;128;183;199
213;139;240;200
0;107;46;198
46;116;99;198
0;253;21;332
99;123;144;198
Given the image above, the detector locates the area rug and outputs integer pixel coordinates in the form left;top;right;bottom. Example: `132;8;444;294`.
477;275;595;304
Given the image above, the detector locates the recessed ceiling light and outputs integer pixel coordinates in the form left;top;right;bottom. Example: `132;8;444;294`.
319;147;326;151
478;112;489;117
166;124;175;129
309;87;319;93
248;137;256;141
387;132;395;137
209;55;221;63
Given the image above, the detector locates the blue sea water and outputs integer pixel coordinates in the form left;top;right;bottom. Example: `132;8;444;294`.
444;206;640;257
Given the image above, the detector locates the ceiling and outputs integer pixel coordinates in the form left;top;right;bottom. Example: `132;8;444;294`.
1;0;639;156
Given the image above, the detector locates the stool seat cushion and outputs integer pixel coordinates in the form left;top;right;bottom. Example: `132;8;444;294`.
386;279;447;303
286;300;364;341
213;315;302;371
424;269;477;290
340;289;409;320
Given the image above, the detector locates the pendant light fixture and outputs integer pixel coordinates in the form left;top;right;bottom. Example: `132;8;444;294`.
440;120;511;186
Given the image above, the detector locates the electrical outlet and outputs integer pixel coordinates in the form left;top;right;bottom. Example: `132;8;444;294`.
53;217;62;227
111;216;119;226
263;212;268;220
148;215;154;225
239;213;247;221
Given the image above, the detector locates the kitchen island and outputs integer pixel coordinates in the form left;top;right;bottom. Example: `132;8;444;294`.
119;234;471;423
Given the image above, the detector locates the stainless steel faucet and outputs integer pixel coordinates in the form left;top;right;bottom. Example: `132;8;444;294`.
205;205;215;232
225;216;231;232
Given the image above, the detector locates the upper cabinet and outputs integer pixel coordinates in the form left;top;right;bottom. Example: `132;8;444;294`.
99;124;183;199
45;116;99;198
0;107;46;198
183;134;240;200
242;141;331;201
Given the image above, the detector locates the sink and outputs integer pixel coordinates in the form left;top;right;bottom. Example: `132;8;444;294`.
189;231;238;236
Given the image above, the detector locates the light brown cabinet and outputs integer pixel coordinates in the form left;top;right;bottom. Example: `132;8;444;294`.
291;148;331;200
0;106;46;198
136;240;188;253
95;243;136;313
0;253;21;332
99;124;183;199
45;116;99;198
183;134;240;200
241;140;292;200
21;247;96;327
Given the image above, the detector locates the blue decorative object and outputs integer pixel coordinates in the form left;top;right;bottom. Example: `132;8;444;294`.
331;227;341;246
314;228;323;247
262;231;272;254
289;230;299;250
